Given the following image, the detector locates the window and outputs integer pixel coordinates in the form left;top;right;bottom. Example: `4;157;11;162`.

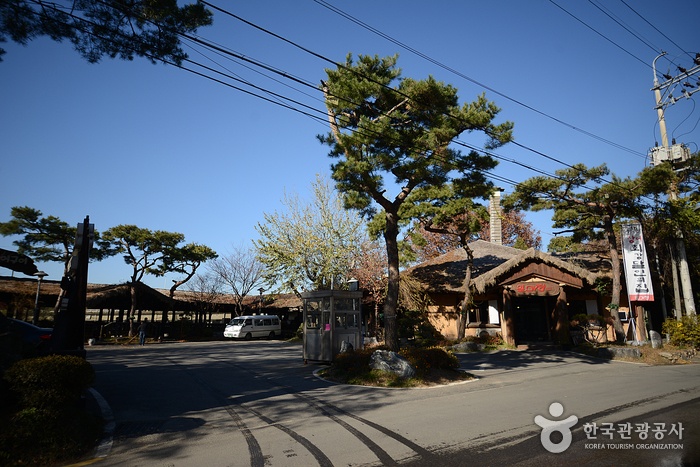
488;300;500;324
306;312;321;329
263;319;271;326
467;301;499;324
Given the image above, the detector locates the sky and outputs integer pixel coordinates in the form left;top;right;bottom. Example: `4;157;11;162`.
1;0;699;289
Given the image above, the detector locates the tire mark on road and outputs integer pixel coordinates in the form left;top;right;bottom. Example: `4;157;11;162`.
215;355;437;466
163;356;266;467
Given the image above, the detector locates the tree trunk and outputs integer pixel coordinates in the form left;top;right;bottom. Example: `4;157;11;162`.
129;281;137;321
605;222;626;343
383;212;401;351
456;245;474;341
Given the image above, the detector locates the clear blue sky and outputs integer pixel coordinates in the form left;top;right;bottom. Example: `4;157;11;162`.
1;0;698;288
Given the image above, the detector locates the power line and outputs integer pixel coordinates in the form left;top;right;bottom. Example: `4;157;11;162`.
172;3;650;199
588;0;660;54
618;0;694;61
16;0;661;202
548;0;651;69
312;0;646;158
196;1;649;185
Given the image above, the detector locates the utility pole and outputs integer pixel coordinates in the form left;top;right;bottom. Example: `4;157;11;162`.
650;52;699;317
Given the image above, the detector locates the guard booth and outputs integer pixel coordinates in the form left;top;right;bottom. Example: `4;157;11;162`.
302;289;362;363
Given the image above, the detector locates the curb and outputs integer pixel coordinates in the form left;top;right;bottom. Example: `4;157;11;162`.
87;388;115;459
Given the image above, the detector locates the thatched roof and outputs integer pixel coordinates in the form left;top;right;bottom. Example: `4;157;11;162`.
0;275;305;313
407;240;522;293
407;240;602;295
471;248;600;294
86;282;178;310
0;276;64;296
0;276;178;311
164;289;303;310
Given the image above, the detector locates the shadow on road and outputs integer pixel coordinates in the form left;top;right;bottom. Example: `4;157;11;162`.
455;347;611;373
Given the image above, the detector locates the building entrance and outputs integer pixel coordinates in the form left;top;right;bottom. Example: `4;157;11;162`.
513;297;551;343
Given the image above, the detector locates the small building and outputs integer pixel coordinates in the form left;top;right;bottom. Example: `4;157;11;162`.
407;241;608;345
404;189;650;346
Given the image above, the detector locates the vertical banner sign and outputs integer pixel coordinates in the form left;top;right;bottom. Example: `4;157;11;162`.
621;223;654;301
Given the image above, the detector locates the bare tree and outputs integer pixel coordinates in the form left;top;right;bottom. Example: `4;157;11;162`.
209;245;265;316
350;239;387;338
186;272;225;324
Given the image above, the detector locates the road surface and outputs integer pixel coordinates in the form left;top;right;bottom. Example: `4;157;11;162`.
85;341;700;466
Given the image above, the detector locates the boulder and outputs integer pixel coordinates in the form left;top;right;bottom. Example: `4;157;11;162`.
451;342;485;353
339;340;354;354
649;330;663;349
596;346;642;359
369;350;416;378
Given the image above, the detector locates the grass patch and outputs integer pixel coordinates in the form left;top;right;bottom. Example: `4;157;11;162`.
573;342;697;365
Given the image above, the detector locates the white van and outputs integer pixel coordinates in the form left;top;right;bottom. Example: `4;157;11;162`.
224;315;281;340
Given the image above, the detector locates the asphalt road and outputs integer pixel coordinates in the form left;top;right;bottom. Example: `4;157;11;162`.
84;341;700;466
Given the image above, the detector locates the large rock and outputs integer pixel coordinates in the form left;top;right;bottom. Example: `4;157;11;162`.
596;346;642;359
369;350;416;378
339;340;354;354
649;330;663;349
451;342;486;353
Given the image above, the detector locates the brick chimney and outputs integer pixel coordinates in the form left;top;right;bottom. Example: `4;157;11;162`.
489;189;504;245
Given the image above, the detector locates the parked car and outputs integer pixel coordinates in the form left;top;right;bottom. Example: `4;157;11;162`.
224;315;281;340
0;316;53;358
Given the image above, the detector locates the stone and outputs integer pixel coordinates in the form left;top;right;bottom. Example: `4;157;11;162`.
369;350;416;378
339;340;354;353
364;337;379;346
649;330;663;349
596;346;642;359
451;342;485;353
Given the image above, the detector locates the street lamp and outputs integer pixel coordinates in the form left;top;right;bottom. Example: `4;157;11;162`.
258;287;265;312
32;271;48;325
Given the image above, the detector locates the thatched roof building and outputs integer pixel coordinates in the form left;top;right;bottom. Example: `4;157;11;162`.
406;240;617;345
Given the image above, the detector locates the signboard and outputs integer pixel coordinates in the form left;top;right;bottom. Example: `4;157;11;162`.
0;248;39;276
512;281;560;297
621;223;654;301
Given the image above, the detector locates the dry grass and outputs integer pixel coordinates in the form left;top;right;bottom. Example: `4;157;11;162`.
575;343;698;365
319;366;474;388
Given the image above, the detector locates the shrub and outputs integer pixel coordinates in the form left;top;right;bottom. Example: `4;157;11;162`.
4;355;95;410
1;355;101;465
463;333;505;348
0;404;103;465
331;347;377;377
399;346;459;376
663;316;700;349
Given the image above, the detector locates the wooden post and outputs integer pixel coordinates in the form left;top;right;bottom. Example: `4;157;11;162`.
501;287;515;346
555;285;569;346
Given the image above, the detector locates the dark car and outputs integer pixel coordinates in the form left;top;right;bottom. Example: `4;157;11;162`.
0;315;53;359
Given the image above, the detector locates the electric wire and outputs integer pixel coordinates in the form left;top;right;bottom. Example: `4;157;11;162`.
195;0;644;191
548;0;651;69
588;0;660;55
618;0;694;61
312;0;646;159
15;1;674;208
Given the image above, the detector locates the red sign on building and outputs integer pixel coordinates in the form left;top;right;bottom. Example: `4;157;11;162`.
512;281;560;297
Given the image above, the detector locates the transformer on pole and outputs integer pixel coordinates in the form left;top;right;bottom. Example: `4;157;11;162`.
649;52;698;317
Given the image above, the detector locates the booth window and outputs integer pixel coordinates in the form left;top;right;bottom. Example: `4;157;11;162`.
306;311;321;329
335;313;359;328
